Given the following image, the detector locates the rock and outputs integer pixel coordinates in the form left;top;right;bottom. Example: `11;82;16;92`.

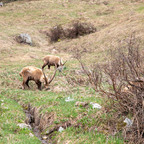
42;135;48;140
16;33;32;45
0;100;4;102
75;101;89;107
1;103;4;106
90;102;102;109
29;133;34;137
0;2;3;7
17;123;32;130
65;97;74;102
3;107;8;109
123;118;133;127
45;130;49;135
58;126;64;132
57;65;64;72
51;49;58;54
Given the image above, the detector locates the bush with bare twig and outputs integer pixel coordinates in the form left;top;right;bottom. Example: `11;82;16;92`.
46;21;96;42
75;34;144;143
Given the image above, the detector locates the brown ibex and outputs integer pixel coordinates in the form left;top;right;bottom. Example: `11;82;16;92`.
19;66;57;90
42;55;67;72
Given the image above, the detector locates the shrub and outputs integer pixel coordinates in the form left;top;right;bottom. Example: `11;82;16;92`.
47;21;96;42
1;0;21;3
76;34;144;143
64;21;96;39
46;25;64;42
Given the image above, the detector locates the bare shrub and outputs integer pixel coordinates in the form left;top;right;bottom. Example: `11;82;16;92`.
64;21;96;39
76;34;144;143
1;0;19;3
47;21;96;42
46;25;64;42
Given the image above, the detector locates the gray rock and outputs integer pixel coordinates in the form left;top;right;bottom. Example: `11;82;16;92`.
16;33;32;45
42;135;48;140
17;123;32;130
1;103;4;106
90;102;102;109
57;66;64;72
65;97;74;102
51;49;58;54
0;2;3;7
123;118;133;127
58;126;64;132
29;133;34;137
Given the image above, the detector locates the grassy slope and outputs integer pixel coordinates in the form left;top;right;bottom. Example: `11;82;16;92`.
0;0;144;143
0;95;40;144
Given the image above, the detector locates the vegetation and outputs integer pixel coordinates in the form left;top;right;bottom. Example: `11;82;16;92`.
0;0;144;143
0;95;40;144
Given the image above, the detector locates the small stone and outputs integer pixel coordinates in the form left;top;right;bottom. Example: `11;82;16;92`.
58;126;64;132
57;66;64;72
123;118;133;127
0;2;3;7
45;130;49;134
1;100;4;102
29;133;34;137
75;101;88;107
90;102;102;109
42;135;47;140
3;107;8;109
65;97;74;102
51;49;58;54
17;123;32;130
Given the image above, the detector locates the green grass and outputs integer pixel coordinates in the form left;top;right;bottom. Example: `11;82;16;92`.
53;127;124;144
0;61;124;143
137;6;144;12
1;0;144;143
0;95;40;144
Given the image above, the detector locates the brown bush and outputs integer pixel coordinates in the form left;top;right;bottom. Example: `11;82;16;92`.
47;21;96;42
46;25;64;42
76;34;144;143
64;21;96;39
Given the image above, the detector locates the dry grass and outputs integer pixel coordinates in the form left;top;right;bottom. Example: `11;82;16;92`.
0;0;144;63
0;0;144;143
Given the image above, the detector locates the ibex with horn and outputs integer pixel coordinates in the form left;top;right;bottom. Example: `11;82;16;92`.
42;55;67;72
19;66;57;90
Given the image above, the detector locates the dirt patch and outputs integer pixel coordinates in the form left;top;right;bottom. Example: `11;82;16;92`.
23;104;74;143
22;103;90;143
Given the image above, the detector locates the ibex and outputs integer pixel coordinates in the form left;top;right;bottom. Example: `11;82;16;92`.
19;66;57;90
42;55;67;72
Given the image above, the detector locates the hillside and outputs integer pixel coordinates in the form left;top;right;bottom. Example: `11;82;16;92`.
0;0;144;143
